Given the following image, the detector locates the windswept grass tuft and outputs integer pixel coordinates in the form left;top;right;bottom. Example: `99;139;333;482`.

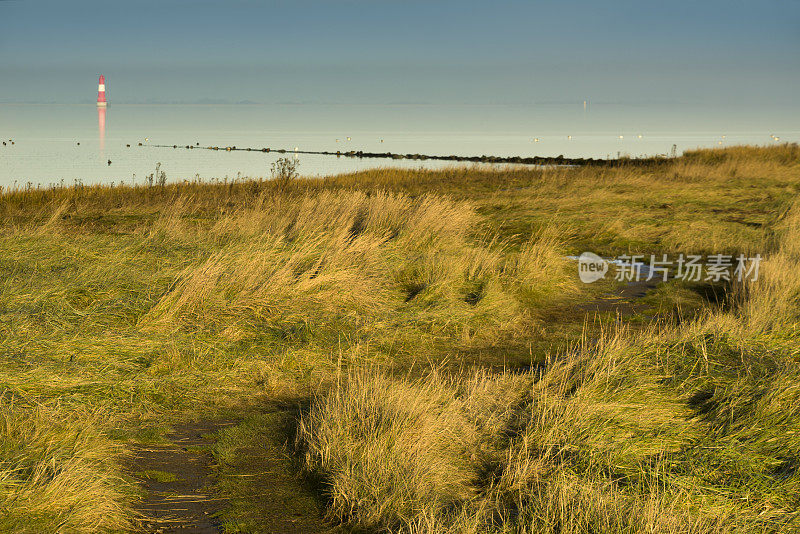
0;403;133;533
142;190;575;351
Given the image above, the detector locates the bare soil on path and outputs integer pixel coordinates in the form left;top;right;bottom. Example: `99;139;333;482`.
126;420;234;533
126;415;330;533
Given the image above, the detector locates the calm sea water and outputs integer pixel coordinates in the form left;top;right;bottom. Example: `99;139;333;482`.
0;103;796;187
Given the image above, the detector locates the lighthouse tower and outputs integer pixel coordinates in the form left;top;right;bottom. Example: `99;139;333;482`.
97;75;107;107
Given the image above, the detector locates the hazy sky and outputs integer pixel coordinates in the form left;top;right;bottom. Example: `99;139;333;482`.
1;0;799;106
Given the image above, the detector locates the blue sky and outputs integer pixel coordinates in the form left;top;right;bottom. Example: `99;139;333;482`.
1;0;798;106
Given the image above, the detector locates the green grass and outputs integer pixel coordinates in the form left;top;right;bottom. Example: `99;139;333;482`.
0;145;798;532
133;470;182;483
212;411;326;532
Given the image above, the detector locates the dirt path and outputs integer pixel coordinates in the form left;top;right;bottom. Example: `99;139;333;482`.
127;420;235;533
126;414;330;533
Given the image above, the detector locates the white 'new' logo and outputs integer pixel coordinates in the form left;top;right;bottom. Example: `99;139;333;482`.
578;252;608;283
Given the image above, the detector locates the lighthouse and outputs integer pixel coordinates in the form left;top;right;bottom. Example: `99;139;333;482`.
97;75;107;107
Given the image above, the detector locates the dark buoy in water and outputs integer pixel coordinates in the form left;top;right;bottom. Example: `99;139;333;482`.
77;142;80;146
107;159;112;166
126;144;130;147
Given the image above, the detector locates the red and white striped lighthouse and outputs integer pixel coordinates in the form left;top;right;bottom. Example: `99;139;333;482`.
97;75;107;107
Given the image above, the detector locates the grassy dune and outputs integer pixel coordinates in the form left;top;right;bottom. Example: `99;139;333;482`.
0;145;798;532
299;201;800;532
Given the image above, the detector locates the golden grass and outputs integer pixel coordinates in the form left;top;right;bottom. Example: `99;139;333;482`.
0;145;798;532
297;150;800;533
743;200;800;332
0;403;132;533
141;189;575;351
